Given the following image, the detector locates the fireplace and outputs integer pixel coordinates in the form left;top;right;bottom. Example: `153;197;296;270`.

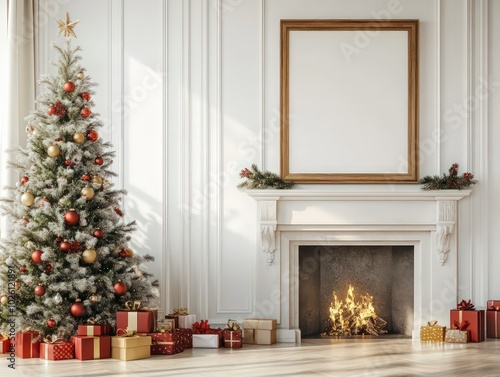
246;189;471;342
299;245;414;337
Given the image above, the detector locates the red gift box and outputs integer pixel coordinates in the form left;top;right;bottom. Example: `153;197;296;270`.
78;324;111;336
73;336;111;360
487;310;500;338
117;309;158;333
149;332;183;355
450;310;485;343
165;314;179;328
15;331;40;358
40;341;74;361
487;300;500;310
223;329;242;349
1;337;12;354
175;328;193;349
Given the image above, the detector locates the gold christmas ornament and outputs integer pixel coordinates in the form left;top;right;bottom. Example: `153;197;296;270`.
0;296;8;305
89;293;99;303
77;72;85;80
47;145;60;157
55;12;79;38
92;176;103;185
21;192;35;207
73;132;85;144
81;187;95;200
82;249;97;264
125;247;134;257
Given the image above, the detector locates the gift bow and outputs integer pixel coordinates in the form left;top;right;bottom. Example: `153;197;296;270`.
86;318;104;325
43;336;65;344
453;320;470;331
426;320;439;327
173;308;189;316
457;299;475;310
193;319;211;334
124;300;148;311
224;319;241;331
158;323;172;333
116;328;137;337
490;305;500;311
0;332;9;341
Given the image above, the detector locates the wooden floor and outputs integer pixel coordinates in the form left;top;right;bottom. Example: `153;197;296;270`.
2;338;500;376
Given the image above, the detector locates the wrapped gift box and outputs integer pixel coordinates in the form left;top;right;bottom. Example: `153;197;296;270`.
15;331;40;358
73;336;111;361
111;335;152;361
1;337;12;354
486;310;500;338
223;329;242;349
242;318;277;345
420;322;446;341
175;328;193;349
179;314;196;330
149;332;183;355
165;314;179;329
78;324;111;336
444;329;470;343
116;309;158;334
192;334;220;348
450;310;485;343
40;341;74;361
243;329;254;344
255;329;276;345
487;300;500;310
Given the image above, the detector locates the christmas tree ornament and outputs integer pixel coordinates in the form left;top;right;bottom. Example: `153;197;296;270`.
54;292;63;305
56;12;80;38
64;209;80;226
47;105;56;115
70;241;81;253
70;299;87;318
21;192;35;207
92;175;103;185
73;132;85;144
93;229;104;239
114;207;124;217
54;101;67;117
77;72;85;80
60;240;71;252
114;280;127;296
21;176;29;185
87;130;98;142
64;160;74;167
5;256;13;266
80;91;91;101
89;293;99;303
47;145;60;157
0;296;8;305
45;264;52;272
120;248;134;258
31;250;43;264
81;186;95;200
95;156;103;165
64;81;75;92
34;285;46;296
47;318;56;328
82;249;97;264
20;265;26;273
55;237;62;243
81;174;91;181
80;107;91;118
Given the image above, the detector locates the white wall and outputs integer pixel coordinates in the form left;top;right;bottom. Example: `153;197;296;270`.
30;0;500;322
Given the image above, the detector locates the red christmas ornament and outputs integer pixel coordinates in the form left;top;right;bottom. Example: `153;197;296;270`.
64;160;74;167
81;92;91;101
55;237;62;243
64;81;75;93
80;107;91;118
45;264;52;272
64;209;80;226
20;265;26;273
114;281;127;296
87;130;99;142
55;137;61;142
70;299;87;318
21;176;29;185
31;250;43;264
114;207;124;217
81;174;91;181
47;318;56;328
93;229;104;239
119;248;131;258
94;157;103;165
47;105;56;116
60;240;71;252
34;285;45;296
54;101;66;117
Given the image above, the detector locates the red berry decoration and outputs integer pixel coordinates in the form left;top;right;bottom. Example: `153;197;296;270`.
34;285;45;296
64;81;75;93
114;207;124;217
95;157;103;165
70;241;81;253
21;176;29;185
64;160;74;167
47;105;56;116
93;229;104;239
114;281;127;296
81;174;91;181
81;92;91;101
45;264;52;272
47;318;56;328
55;237;62;243
60;240;71;252
87;130;99;142
64;209;80;226
31;250;43;264
20;265;26;273
70;299;87;318
80;107;91;118
54;101;67;117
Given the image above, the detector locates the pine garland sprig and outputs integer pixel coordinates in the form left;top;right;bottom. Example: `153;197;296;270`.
419;163;477;190
237;164;294;190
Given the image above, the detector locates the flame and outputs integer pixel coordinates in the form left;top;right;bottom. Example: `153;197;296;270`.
322;285;387;336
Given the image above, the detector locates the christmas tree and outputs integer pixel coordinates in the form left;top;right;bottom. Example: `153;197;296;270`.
0;13;158;339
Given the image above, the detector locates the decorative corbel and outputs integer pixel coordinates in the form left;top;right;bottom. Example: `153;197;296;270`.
258;200;278;265
436;200;457;265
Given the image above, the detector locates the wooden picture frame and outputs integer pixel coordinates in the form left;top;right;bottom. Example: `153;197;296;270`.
280;19;419;183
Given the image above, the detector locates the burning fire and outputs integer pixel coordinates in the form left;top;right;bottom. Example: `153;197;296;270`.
322;285;388;336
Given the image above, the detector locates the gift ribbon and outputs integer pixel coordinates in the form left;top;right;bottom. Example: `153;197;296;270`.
86;318;103;325
453;320;470;331
457;299;475;310
173;308;189;316
0;333;9;341
426;320;439;327
158;324;172;333
93;337;100;359
124;300;147;311
156;341;174;346
43;336;65;344
116;328;137;337
224;319;241;331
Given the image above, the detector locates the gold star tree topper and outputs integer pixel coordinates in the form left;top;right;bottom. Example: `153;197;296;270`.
55;12;80;38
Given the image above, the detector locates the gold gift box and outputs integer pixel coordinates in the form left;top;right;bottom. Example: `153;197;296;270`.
255;329;276;345
420;324;446;342
242;318;277;345
243;329;254;344
111;336;152;361
445;329;469;343
242;318;277;330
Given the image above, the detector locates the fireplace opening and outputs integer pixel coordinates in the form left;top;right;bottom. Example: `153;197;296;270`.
299;245;414;338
